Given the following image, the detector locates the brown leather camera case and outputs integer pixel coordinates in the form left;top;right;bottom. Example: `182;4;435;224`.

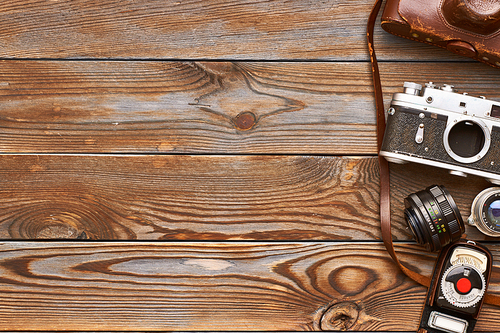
381;0;500;68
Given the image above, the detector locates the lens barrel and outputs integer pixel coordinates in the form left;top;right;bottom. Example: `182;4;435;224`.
404;185;464;252
468;187;500;237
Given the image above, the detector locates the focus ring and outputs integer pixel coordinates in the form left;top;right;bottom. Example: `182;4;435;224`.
439;200;453;218
448;220;460;235
429;186;452;246
429;186;444;198
431;185;463;241
431;234;440;248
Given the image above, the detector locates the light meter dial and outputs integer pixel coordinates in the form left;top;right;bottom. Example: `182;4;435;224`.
440;263;486;309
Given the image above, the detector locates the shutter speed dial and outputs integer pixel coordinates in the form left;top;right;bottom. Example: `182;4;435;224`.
441;264;486;308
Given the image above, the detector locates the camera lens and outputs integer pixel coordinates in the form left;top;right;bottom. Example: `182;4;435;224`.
468;187;500;237
404;185;464;252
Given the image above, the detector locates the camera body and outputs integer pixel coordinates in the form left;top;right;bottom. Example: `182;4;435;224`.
380;82;500;184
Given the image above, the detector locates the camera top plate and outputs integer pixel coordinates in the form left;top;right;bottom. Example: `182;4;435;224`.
392;82;500;124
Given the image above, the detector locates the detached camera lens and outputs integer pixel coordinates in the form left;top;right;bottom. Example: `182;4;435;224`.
404;185;464;252
468;187;500;237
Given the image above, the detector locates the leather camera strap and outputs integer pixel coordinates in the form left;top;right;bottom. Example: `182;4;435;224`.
367;0;500;307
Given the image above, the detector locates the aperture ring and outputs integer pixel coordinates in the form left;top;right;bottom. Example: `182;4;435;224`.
430;185;463;242
420;190;451;248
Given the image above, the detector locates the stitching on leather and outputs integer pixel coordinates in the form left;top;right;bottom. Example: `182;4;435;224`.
384;25;500;68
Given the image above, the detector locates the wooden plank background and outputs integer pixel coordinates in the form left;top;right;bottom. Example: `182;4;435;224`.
1;0;500;331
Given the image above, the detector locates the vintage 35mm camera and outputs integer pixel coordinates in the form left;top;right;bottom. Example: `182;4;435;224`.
380;82;500;184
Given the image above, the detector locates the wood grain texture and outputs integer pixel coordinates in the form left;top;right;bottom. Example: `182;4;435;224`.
0;60;375;154
0;155;381;240
0;154;493;241
0;242;497;331
0;241;444;331
1;61;499;154
0;0;467;61
2;1;500;331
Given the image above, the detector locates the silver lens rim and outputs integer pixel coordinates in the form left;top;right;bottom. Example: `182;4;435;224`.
469;187;500;237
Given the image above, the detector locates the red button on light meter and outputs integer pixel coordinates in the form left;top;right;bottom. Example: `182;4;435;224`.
456;277;472;294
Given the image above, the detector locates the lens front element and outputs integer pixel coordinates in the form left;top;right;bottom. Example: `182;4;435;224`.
487;200;500;225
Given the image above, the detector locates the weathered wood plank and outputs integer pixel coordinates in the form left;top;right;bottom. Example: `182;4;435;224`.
0;154;492;241
0;60;376;154
0;0;465;61
0;155;381;240
0;241;498;331
1;61;499;154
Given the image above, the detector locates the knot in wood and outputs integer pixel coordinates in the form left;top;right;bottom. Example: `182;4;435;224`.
234;112;256;130
5;198;125;239
320;301;360;331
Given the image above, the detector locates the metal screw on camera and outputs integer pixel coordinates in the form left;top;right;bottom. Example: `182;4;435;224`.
388;107;395;115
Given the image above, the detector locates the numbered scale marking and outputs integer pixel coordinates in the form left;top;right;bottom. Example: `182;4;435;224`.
440;258;486;308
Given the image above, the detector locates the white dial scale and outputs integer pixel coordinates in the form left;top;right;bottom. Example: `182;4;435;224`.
439;248;488;309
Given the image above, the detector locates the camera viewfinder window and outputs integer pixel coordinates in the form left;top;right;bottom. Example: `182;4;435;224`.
491;105;500;119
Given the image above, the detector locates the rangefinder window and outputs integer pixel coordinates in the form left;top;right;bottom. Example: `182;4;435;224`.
491;105;500;119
